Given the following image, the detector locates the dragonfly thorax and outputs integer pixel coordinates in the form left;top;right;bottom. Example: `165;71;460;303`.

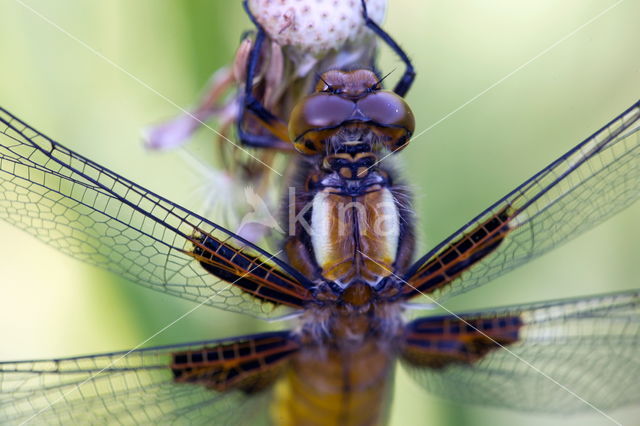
298;282;405;346
321;151;378;180
284;153;415;293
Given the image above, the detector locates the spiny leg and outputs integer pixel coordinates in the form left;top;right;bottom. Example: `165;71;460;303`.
360;0;416;97
239;0;292;150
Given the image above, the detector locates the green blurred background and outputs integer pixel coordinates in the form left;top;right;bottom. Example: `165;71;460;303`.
0;0;639;425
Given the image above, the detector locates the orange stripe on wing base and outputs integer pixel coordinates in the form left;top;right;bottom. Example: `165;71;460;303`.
171;331;300;394
402;314;523;369
188;233;312;308
401;207;512;299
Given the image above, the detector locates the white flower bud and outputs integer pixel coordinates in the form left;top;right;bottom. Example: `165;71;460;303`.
248;0;387;55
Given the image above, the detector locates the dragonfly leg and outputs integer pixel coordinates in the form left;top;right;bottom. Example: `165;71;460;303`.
360;0;416;97
236;109;293;150
239;0;293;150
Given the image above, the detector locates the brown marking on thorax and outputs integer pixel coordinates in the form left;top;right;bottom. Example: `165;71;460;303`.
312;187;399;285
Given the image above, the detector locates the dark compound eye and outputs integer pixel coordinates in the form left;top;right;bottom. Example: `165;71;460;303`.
288;80;415;155
357;91;415;151
289;93;356;153
358;91;412;127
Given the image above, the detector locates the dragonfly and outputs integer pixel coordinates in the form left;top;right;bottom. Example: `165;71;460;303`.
1;83;640;425
1;2;640;426
143;0;394;244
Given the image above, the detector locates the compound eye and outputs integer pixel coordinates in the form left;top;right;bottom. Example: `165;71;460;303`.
358;91;415;151
358;91;413;128
289;93;355;154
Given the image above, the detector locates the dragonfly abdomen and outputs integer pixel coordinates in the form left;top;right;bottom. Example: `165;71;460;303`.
271;339;395;426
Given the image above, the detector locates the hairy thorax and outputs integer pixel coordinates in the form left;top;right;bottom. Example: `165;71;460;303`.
284;151;414;290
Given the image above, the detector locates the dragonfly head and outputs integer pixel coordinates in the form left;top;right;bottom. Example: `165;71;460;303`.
289;69;415;155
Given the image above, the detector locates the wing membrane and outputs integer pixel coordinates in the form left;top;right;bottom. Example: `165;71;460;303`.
0;332;293;424
401;290;640;412
403;101;640;301
0;108;312;318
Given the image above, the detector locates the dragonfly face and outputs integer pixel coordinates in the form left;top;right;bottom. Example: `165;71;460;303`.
1;1;640;425
289;69;415;154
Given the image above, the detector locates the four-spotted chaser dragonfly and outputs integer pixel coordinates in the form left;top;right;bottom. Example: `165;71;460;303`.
1;1;640;425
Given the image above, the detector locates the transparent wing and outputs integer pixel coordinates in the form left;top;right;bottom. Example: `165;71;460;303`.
0;108;313;319
0;334;289;425
402;101;640;301
402;290;640;412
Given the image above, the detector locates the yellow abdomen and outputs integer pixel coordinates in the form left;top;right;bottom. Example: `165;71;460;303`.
270;340;394;426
